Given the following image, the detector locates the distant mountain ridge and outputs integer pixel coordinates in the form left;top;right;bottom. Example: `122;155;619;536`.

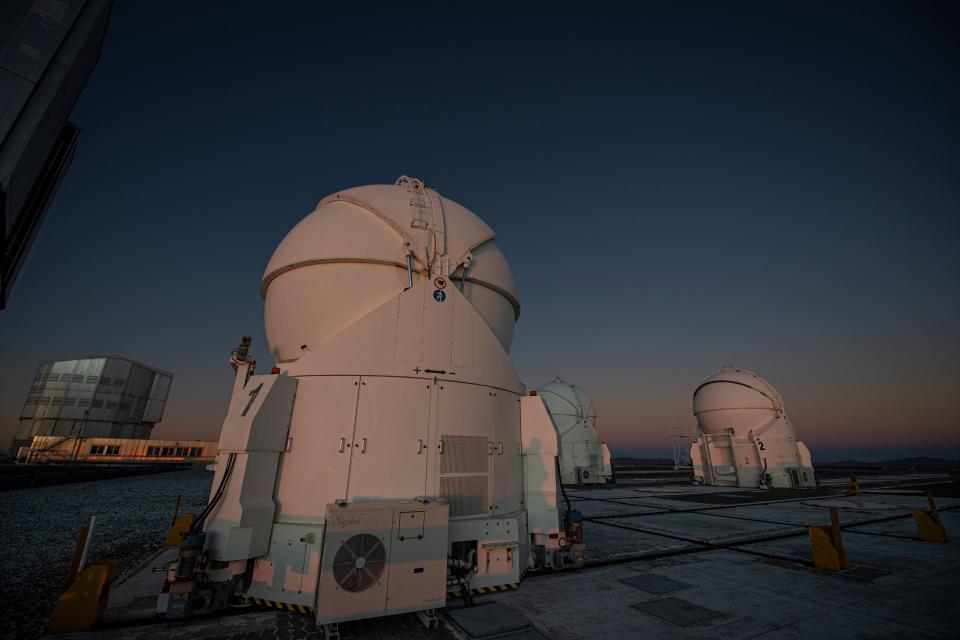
816;457;959;472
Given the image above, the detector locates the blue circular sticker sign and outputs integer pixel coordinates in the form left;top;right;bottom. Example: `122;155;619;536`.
433;289;446;302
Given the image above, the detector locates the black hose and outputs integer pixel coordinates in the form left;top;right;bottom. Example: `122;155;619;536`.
192;452;236;533
194;454;234;528
203;453;235;516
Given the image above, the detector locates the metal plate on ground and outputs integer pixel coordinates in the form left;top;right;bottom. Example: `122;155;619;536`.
618;573;692;595
446;602;530;637
631;597;725;627
494;630;550;639
833;565;892;584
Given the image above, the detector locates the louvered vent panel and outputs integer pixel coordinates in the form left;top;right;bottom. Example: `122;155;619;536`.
440;476;489;517
440;435;488;474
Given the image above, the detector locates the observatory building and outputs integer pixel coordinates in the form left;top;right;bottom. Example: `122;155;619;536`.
12;356;172;455
536;377;613;485
171;178;583;631
690;367;816;489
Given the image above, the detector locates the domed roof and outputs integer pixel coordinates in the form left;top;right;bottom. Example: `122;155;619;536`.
693;367;784;413
537;377;599;440
261;177;518;311
693;367;788;435
260;177;521;361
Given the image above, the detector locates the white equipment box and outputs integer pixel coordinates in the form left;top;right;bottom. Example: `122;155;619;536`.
316;500;448;626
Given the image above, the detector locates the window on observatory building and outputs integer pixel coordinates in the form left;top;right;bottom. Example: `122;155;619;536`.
105;445;120;455
147;446;160;456
190;447;202;456
89;445;105;455
161;447;174;456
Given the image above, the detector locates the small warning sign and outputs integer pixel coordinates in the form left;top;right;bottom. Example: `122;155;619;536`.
433;290;446;302
434;277;447;290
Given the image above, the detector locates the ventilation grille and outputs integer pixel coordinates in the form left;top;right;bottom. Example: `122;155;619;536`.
440;476;489;517
589;454;600;464
440;435;488;474
332;533;386;592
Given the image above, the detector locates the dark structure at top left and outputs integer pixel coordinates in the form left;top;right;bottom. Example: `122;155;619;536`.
0;0;112;308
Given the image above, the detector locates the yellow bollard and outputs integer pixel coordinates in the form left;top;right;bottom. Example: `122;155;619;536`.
165;512;196;548
847;474;861;496
47;560;119;633
912;494;949;543
64;522;92;588
809;506;848;572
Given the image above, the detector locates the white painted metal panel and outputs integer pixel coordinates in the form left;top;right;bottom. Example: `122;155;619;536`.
247;522;323;607
348;377;431;502
204;450;282;561
451;284;475;368
385;503;448;614
275;376;360;523
219;374;297;453
491;391;522;515
419;273;455;370
265;262;406;363
435;381;491;518
394;283;424;364
520;396;562;537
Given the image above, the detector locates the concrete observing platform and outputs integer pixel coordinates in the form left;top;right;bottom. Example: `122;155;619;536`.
60;473;959;640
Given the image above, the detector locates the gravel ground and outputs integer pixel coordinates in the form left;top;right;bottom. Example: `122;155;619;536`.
0;469;212;640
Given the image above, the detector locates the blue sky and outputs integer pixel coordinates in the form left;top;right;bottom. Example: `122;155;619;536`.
2;3;958;461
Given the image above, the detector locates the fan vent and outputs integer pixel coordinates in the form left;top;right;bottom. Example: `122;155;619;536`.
332;533;385;592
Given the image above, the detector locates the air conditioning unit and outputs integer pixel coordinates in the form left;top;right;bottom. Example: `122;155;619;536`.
316;501;448;631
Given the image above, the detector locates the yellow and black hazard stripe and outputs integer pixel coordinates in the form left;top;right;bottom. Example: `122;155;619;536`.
446;582;519;598
247;597;312;614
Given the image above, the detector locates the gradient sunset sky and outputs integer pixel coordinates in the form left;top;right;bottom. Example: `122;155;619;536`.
1;3;957;461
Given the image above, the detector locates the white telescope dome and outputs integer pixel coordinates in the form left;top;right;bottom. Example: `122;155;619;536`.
537;377;598;440
689;367;815;489
536;377;612;485
693;367;790;437
261;177;520;362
